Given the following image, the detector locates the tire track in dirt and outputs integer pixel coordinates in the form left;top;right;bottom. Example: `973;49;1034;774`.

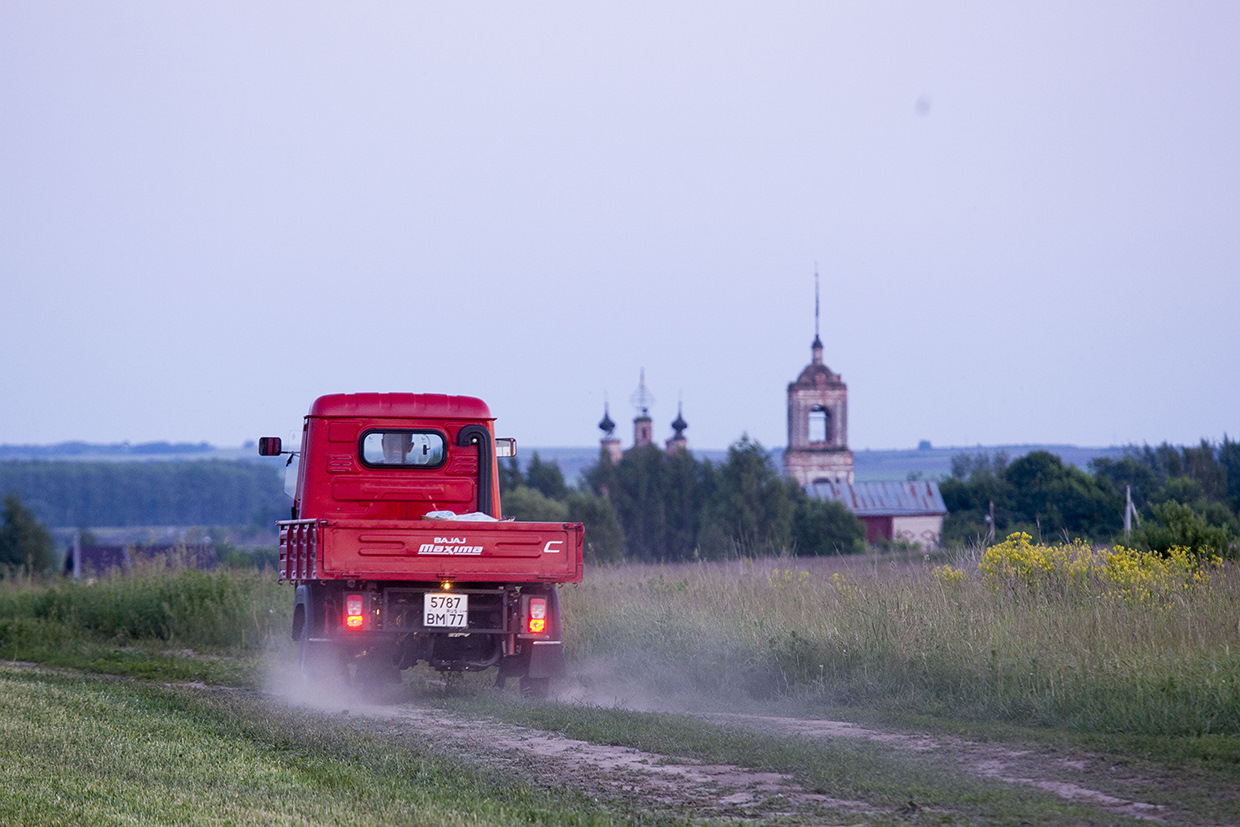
356;704;876;823
703;712;1172;823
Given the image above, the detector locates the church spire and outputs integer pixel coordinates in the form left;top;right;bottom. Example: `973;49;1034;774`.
630;369;655;448
811;265;824;365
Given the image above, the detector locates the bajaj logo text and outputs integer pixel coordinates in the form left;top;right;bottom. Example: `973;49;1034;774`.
418;535;483;556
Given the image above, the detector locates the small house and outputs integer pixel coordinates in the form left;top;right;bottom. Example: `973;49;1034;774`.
807;480;947;548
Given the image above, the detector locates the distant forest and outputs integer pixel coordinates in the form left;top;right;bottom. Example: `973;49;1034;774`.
0;441;216;459
0;460;287;528
941;438;1240;552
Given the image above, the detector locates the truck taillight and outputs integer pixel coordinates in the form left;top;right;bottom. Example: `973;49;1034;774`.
345;593;364;630
527;596;547;634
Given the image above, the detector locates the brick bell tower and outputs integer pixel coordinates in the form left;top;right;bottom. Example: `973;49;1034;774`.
783;272;854;486
629;369;655;449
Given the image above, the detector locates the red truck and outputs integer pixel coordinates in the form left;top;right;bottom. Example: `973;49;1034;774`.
259;393;583;697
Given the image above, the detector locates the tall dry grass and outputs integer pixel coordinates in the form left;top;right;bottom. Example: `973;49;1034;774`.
561;543;1240;736
0;559;290;654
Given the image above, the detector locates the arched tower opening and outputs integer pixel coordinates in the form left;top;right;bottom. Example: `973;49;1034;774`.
808;405;833;445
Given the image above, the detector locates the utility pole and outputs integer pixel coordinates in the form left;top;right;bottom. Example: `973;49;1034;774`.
1123;485;1140;540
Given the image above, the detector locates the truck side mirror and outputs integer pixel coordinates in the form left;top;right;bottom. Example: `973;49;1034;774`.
258;437;283;456
495;438;517;458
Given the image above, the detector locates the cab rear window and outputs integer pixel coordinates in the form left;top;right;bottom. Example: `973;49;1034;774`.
360;430;446;468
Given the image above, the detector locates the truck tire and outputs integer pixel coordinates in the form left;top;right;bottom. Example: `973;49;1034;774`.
299;637;343;684
520;676;550;700
354;653;403;695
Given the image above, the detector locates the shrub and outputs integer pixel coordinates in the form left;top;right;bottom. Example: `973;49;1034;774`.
791;498;864;555
500;486;568;522
0;494;55;574
1129;500;1235;558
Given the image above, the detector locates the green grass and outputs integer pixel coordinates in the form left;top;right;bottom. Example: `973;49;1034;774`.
0;663;630;826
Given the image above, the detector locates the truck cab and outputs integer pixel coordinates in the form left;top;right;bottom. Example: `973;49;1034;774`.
260;393;583;697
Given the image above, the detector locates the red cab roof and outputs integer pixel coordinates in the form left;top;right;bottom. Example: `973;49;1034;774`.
307;393;493;421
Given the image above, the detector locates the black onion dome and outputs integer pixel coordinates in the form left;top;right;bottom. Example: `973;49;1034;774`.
671;406;687;434
598;409;616;434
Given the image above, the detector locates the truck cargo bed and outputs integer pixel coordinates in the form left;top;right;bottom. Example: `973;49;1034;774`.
279;518;584;584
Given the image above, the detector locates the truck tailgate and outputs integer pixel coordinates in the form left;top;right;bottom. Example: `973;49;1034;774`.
279;518;583;583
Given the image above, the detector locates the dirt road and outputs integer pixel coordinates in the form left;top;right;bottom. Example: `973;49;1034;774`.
273;676;1223;825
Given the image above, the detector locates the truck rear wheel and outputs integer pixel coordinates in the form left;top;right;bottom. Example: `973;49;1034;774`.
354;652;403;695
299;637;343;685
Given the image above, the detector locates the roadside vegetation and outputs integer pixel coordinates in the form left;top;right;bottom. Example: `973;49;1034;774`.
0;562;288;685
563;540;1240;741
4;535;1235;742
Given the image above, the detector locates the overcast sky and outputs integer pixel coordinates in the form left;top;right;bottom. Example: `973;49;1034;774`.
2;2;1238;452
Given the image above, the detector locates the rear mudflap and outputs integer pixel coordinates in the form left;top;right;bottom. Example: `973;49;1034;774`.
527;640;566;679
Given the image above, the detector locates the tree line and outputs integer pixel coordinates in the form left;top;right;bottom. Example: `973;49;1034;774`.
501;437;865;563
941;438;1240;556
6;435;1236;571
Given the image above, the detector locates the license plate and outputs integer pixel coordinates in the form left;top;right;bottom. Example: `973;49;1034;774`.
423;593;468;628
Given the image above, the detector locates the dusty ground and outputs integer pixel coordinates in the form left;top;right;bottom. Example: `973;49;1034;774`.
358;704;876;823
705;712;1175;823
268;673;1223;826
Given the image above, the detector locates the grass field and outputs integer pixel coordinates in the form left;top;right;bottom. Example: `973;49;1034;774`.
0;663;626;826
2;542;1238;823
